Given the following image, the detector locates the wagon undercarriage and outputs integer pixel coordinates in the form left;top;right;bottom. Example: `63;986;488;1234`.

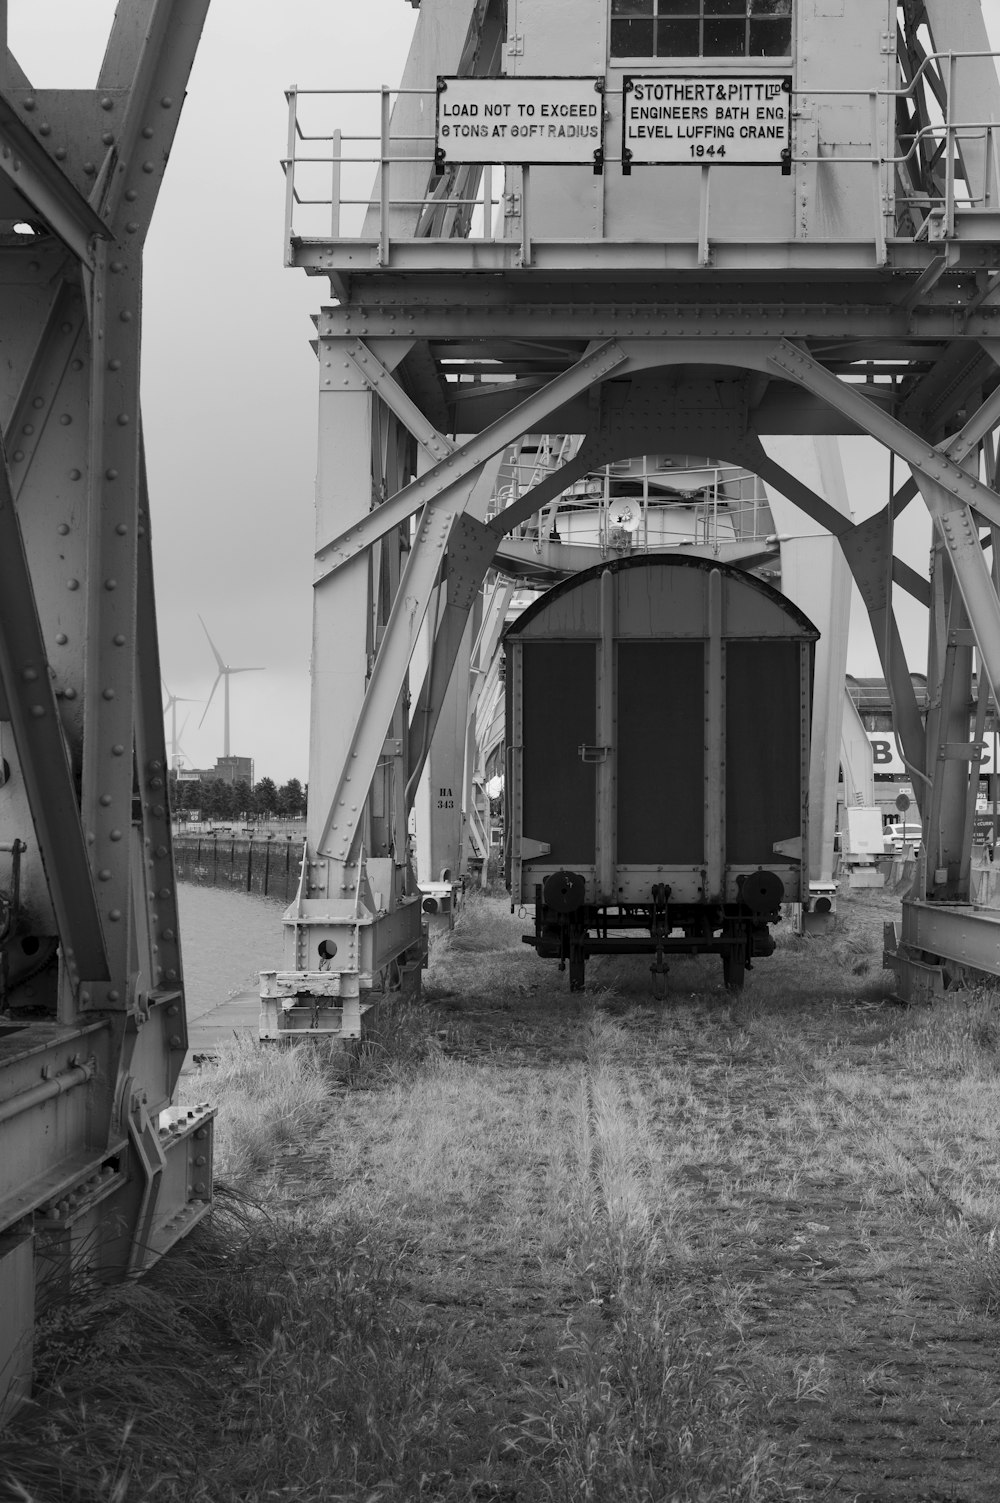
526;877;783;993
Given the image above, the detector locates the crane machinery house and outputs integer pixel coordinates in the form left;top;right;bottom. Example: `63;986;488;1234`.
461;0;885;250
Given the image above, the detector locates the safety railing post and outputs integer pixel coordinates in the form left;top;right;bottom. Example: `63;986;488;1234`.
698;163;711;265
945;53;957;238
331;127;342;238
283;86;298;266
482;161;493;241
870;91;886;264
379;84;391;266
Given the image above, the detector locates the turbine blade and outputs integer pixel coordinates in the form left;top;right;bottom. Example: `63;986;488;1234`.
199;674;222;728
199;615;226;673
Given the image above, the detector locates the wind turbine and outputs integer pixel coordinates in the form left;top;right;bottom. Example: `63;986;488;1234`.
162;681;200;768
197;618;263;759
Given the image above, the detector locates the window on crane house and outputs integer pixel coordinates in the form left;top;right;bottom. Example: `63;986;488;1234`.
610;0;792;60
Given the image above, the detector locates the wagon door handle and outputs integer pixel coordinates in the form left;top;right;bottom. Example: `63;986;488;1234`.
578;744;609;763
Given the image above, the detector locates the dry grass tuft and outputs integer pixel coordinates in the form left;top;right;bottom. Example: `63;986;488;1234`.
198;1033;341;1187
1;1198;466;1503
445;888;526;954
511;1300;804;1503
897;987;1000;1078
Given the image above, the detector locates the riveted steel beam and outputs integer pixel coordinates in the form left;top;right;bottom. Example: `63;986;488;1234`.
915;472;1000;707
901;898;1000;977
406;519;496;803
0;90;110;265
0;439;109;994
133;439;185;1069
342;340;455;463
767;340;1000;528
893;558;933;607
75;1;209;995
314;339;628;578
880;389;1000;519
948;379;1000;460
733;436;928;791
296;237;1000;278
318;299;1000;343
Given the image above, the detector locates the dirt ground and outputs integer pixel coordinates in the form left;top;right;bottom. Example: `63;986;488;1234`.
358;883;1000;1501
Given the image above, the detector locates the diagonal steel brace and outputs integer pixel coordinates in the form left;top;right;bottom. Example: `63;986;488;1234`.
313;340;629;579
342;340;455;464
767;340;1000;528
0;88;110;265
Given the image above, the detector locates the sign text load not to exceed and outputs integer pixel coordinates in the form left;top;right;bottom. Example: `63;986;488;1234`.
436;76;604;166
623;76;791;165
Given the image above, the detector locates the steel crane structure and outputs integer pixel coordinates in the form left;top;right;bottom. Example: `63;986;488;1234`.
0;2;214;1418
269;0;1000;1038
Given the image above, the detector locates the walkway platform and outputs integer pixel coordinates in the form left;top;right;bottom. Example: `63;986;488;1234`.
181;988;261;1071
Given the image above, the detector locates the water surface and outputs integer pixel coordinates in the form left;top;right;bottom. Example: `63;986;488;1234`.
176;883;286;1016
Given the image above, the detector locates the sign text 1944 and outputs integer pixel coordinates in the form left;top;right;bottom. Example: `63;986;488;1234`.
623;76;791;167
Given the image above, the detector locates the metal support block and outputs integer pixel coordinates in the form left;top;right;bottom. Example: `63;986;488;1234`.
270;893;425;1037
146;1104;215;1263
260;969;368;1040
900;898;1000;977
418;880;460;940
883;935;948;1004
0;1232;32;1422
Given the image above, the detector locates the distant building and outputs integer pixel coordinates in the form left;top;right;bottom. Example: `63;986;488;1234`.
847;673;999;790
173;756;254;786
213;756;254;786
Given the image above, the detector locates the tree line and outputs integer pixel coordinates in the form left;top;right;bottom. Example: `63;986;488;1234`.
169;775;307;822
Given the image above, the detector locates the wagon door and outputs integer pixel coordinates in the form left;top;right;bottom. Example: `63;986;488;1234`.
725;639;809;874
616;641;706;872
514;641;597;887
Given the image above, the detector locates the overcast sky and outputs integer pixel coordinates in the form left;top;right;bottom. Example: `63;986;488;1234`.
8;4;1000;783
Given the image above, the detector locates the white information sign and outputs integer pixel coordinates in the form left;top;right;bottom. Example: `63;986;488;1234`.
436;76;604;166
623;75;791;166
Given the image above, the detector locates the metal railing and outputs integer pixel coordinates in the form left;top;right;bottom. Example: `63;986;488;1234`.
488;450;773;555
282;52;1000;266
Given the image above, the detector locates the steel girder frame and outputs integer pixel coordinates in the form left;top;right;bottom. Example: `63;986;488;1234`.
409;454;502;928
765;339;1000;995
304;329;1000;1011
266;347;427;1040
269;338;630;1036
0;2;214;1420
773;443;853;927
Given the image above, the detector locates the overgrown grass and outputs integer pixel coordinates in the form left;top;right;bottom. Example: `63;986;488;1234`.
0;1202;468;1503
512;1304;802;1503
7;888;1000;1499
199;1032;341;1186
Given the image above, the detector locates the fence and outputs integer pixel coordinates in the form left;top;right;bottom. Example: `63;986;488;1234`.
173;834;303;903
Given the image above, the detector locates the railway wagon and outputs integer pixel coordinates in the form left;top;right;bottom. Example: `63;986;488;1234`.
504;555;818;990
